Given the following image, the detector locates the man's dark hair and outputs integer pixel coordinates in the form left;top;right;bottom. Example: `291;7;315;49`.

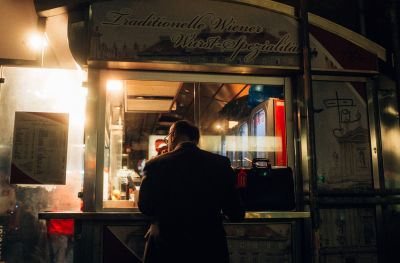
173;120;200;144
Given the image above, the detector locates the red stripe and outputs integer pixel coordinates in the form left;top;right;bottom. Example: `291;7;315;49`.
274;99;287;166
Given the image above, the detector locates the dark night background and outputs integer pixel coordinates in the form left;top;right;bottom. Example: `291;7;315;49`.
278;0;399;77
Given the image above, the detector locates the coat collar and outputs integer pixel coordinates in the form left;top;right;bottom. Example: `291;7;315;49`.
174;141;198;151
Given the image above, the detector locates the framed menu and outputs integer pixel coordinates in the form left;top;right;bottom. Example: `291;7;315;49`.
10;112;69;184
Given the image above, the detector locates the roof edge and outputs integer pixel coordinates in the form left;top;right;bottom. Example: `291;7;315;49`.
229;0;386;62
308;13;386;61
36;0;387;62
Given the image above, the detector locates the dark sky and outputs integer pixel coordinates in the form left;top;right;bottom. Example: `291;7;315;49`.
276;0;397;51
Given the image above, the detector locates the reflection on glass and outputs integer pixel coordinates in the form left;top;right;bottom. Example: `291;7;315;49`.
0;67;85;263
103;80;286;208
238;123;249;168
312;81;373;191
253;110;266;159
377;86;400;189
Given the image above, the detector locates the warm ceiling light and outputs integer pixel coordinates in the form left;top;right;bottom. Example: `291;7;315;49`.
28;32;48;51
106;80;123;92
228;121;239;129
216;124;222;130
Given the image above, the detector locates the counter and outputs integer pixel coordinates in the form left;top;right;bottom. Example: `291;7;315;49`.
39;211;310;263
39;211;310;220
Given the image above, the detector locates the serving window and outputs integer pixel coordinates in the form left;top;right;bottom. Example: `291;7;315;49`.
101;74;291;209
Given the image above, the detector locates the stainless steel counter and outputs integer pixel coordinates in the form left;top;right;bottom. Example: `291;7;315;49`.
39;211;310;220
245;211;310;219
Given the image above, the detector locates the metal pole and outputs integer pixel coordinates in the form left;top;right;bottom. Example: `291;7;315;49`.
83;68;100;212
358;0;367;36
37;17;46;67
298;0;319;262
193;82;201;127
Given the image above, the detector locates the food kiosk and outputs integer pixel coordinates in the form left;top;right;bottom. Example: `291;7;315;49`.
33;0;392;262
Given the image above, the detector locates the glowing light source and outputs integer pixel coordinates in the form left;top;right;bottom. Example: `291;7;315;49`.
81;87;88;97
228;121;239;129
28;32;48;51
107;80;123;92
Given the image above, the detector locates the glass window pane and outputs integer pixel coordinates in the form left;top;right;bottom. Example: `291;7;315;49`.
238;123;249;168
312;81;373;191
0;67;85;262
198;83;285;168
103;80;287;208
253;110;267;159
377;86;400;189
0;67;85;212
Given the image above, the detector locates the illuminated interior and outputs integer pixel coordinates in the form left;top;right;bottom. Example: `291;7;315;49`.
103;79;287;209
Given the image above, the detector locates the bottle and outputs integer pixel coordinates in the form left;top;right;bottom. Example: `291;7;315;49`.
128;186;135;201
119;166;128;200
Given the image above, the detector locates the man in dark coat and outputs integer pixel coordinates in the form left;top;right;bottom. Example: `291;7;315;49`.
139;120;244;263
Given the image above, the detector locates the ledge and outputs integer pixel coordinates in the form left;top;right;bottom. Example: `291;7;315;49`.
38;211;310;220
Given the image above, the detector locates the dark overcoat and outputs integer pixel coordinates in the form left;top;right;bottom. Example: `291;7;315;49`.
138;142;244;263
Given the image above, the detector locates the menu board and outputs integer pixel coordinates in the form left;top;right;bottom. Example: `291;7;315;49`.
10;112;69;184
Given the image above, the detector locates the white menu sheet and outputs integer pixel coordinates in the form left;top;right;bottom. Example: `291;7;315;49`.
11;112;69;184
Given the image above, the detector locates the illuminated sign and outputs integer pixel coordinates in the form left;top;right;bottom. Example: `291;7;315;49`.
90;0;300;67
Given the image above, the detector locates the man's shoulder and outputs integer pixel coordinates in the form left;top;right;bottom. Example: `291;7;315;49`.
198;149;230;164
145;151;178;167
147;148;230;166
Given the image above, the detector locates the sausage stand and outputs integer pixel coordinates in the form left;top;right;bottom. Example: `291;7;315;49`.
1;0;396;263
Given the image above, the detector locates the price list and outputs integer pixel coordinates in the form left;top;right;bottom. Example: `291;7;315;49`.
11;112;69;184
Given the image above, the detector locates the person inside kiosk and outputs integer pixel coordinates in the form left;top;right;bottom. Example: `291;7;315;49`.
101;79;296;261
103;80;294;212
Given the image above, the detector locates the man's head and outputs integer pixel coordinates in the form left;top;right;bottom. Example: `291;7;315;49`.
166;120;200;151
